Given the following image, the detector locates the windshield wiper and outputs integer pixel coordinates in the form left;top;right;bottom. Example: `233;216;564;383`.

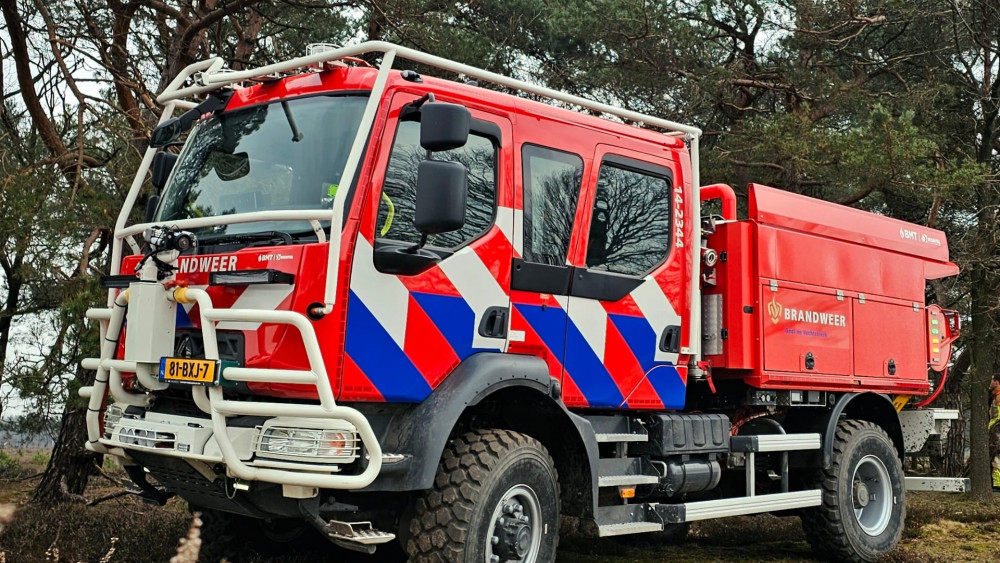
281;102;304;143
197;231;295;247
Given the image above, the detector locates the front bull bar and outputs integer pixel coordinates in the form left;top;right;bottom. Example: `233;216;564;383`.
80;286;382;490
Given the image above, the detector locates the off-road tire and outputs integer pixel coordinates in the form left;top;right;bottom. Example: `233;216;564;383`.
406;429;560;562
193;507;240;563
194;506;312;562
801;420;905;562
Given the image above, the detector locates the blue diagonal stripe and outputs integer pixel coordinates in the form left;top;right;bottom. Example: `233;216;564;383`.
345;291;431;402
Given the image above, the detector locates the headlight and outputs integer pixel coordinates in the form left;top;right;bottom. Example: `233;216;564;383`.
255;422;359;464
103;404;124;439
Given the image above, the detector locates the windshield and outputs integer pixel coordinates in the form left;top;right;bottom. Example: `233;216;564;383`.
156;95;367;237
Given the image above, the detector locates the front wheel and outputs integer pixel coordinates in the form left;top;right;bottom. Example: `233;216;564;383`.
406;429;560;563
801;420;905;562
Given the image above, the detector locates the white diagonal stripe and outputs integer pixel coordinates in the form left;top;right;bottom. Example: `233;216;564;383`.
349;237;410;347
631;277;681;363
567;297;607;361
216;285;295;330
437;246;509;351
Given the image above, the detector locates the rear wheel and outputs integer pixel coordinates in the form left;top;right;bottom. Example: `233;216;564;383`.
406;429;560;563
801;420;904;562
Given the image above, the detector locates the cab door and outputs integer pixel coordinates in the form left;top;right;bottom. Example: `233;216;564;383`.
561;145;688;410
506;143;590;402
340;92;514;402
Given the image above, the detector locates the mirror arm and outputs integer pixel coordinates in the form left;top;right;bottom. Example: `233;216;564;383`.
405;233;428;254
399;92;436;121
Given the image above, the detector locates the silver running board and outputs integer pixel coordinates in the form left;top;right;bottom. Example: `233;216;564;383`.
595;432;648;443
657;489;822;523
598;521;663;537
905;476;969;493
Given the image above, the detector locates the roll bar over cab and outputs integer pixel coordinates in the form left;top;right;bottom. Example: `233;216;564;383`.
80;42;961;562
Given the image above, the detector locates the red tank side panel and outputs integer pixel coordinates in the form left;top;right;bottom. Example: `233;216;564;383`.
708;184;949;396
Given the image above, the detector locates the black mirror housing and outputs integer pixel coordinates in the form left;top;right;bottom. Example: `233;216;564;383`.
420;103;471;152
150;118;183;148
151;151;178;191
414;160;467;235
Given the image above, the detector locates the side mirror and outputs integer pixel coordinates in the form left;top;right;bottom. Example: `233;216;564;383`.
151;151;178;191
420;103;471;152
150;117;184;148
414;160;467;235
144;195;160;223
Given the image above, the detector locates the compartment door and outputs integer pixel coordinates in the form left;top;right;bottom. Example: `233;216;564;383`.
761;285;853;376
853;300;926;380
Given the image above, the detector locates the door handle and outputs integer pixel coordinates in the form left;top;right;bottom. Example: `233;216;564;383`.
478;306;508;338
659;325;681;353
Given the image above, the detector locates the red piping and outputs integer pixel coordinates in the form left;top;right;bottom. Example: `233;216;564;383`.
700;183;737;221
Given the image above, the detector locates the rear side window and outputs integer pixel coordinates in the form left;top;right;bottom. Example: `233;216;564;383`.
376;120;497;249
521;145;584;265
585;157;672;276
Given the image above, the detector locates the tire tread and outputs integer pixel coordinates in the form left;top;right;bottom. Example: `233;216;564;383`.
406;429;560;562
801;420;903;563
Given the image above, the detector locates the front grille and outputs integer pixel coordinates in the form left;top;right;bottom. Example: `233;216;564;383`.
118;427;177;449
173;330;244;363
150;387;210;418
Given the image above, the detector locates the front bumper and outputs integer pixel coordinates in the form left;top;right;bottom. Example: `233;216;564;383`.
81;285;383;490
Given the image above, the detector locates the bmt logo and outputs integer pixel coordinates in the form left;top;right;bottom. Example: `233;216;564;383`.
767;296;783;325
900;228;919;241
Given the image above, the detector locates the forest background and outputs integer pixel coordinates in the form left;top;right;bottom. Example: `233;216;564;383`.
0;0;998;509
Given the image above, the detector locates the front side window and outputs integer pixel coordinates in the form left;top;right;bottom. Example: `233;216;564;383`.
521;145;584;265
376;121;497;249
585;158;672;276
157;95;367;236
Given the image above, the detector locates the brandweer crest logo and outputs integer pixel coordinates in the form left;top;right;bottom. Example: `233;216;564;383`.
767;296;783;325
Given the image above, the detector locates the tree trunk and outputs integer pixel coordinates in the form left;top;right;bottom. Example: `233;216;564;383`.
30;364;101;506
968;268;996;502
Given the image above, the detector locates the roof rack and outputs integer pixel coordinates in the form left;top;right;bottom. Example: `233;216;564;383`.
157;41;701;140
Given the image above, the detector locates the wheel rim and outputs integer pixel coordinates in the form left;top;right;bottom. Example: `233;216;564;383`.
485;484;542;563
851;454;892;536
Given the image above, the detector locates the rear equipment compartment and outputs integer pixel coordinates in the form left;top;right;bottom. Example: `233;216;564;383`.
704;183;959;394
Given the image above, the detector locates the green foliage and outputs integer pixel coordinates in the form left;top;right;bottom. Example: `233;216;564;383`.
0;451;21;479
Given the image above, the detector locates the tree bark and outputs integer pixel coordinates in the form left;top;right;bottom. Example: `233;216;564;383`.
30;366;101;506
968;248;998;501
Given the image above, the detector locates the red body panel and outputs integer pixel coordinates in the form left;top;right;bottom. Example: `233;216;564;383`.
707;184;957;395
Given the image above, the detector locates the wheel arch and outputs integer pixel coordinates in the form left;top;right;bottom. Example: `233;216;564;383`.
360;352;598;519
458;384;598;520
785;392;903;468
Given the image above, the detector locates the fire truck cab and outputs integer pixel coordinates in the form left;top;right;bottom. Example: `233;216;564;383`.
81;43;961;563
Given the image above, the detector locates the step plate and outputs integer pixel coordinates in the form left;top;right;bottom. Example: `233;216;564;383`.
327;520;396;545
598;475;660;487
595;432;648;443
597;521;663;537
905;476;969;493
658;490;822;523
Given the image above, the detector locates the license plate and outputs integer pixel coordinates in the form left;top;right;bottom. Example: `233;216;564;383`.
159;357;218;385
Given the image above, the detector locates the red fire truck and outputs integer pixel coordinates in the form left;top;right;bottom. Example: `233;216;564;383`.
80;42;962;562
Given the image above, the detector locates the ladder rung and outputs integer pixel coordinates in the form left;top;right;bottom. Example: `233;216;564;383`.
597;521;662;537
599;475;660;487
595;432;648;443
731;433;821;453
